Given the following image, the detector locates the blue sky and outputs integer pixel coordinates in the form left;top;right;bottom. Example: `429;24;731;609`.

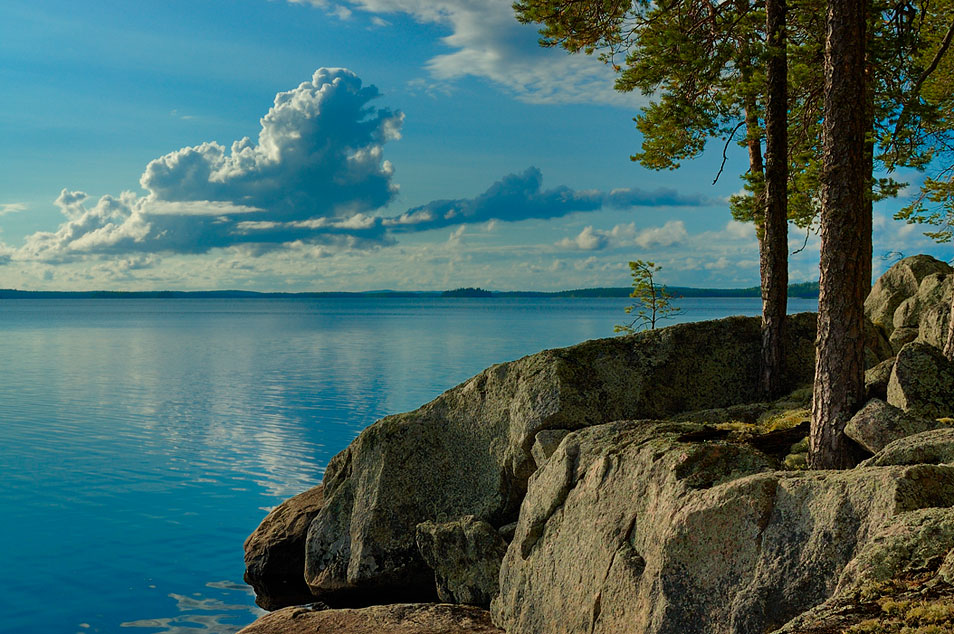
0;0;945;291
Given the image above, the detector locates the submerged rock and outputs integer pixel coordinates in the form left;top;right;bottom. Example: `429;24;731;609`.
887;341;954;419
415;516;508;607
244;485;325;610
302;315;819;604
236;603;503;634
491;420;954;634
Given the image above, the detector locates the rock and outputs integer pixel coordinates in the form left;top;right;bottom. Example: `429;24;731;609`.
304;315;819;604
674;402;773;425
863;428;954;467
844;398;943;454
497;522;517;542
530;429;570;468
887;341;954;418
919;274;954;350
889;325;919;351
862;256;953;354
865;254;953;341
835;507;954;594
864;318;895;368
746;421;810;459
864;357;895;400
491;420;954;634
415;516;508;607
774;508;954;633
244;485;325;610
236;603;504;634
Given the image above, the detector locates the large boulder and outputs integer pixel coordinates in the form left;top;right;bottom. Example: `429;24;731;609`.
844;398;944;454
774;508;954;633
864;428;954;467
303;315;820;604
244;486;325;610
887;341;954;419
864;357;895;400
491;420;954;634
865;255;953;346
415;516;508;606
920;279;954;351
237;603;503;634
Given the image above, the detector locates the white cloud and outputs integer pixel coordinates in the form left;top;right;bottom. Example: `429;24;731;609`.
290;0;633;105
556;225;608;251
633;220;688;248
447;225;466;245
704;256;730;270
723;220;753;240
0;203;26;216
16;69;403;263
141;68;403;221
556;220;689;251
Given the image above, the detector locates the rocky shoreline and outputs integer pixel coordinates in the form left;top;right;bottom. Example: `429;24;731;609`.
240;255;954;633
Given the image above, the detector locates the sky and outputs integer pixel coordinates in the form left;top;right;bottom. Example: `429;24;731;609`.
0;0;947;291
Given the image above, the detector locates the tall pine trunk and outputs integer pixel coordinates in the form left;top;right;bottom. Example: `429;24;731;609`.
761;0;789;398
945;293;954;361
810;0;869;469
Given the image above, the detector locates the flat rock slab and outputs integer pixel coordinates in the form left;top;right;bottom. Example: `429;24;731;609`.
236;603;504;634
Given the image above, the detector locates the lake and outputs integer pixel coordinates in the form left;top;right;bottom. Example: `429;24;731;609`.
0;296;817;633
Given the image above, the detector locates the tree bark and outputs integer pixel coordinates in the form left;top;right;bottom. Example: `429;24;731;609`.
744;98;765;204
945;292;954;361
810;0;869;469
760;0;789;398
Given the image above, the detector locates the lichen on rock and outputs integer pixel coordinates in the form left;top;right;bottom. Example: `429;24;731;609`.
301;315;819;605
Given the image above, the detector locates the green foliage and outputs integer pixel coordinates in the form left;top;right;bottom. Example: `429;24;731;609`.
891;1;954;246
513;0;954;232
615;260;682;333
896;175;954;243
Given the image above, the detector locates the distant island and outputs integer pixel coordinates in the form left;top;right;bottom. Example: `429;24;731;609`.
0;282;820;299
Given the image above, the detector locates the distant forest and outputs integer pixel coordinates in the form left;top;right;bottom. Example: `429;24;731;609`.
0;282;820;300
444;281;820;298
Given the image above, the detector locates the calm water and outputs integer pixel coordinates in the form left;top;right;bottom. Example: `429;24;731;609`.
0;296;817;634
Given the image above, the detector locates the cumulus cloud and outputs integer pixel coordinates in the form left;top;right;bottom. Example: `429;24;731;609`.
141;67;402;221
634;220;689;248
290;0;631;105
556;220;690;251
7;68;713;268
723;220;753;240
386;168;710;235
557;226;608;251
16;69;402;263
386;167;602;232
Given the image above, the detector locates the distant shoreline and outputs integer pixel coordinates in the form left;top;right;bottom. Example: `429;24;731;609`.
0;282;819;299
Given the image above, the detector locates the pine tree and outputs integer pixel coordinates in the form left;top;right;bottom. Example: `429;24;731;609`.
614;261;682;333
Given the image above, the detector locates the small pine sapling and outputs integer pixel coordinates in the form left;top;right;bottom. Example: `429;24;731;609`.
614;260;682;333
